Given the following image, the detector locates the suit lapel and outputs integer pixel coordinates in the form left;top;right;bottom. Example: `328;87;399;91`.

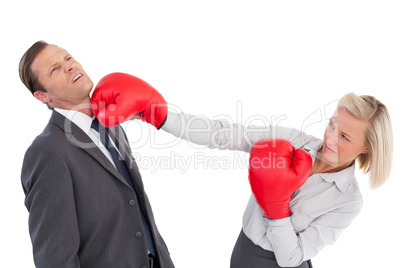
49;111;132;189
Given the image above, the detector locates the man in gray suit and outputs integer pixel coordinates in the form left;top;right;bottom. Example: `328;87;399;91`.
19;41;174;268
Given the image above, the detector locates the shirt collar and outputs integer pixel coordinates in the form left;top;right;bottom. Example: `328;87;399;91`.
317;163;356;193
54;108;94;135
303;141;357;193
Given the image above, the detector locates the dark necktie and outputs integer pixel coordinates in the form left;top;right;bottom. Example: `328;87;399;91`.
91;118;156;256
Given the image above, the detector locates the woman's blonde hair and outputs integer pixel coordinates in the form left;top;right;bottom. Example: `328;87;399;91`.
338;93;393;188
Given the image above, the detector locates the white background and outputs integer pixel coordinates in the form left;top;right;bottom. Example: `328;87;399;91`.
1;1;402;267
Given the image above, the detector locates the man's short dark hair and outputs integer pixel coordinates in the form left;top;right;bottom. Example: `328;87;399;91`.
19;41;49;95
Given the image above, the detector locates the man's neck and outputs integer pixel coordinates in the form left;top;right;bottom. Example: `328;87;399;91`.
52;98;93;117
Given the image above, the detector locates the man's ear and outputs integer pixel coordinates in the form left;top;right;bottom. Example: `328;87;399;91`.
34;91;51;104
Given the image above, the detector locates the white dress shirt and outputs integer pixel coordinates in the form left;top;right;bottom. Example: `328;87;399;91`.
162;111;363;267
54;108;119;168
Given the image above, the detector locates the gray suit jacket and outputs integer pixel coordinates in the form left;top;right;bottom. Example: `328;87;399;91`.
21;111;175;268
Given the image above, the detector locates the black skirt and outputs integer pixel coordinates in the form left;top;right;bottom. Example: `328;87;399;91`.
230;229;313;268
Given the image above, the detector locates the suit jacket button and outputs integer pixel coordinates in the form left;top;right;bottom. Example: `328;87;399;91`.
129;199;136;206
136;231;143;238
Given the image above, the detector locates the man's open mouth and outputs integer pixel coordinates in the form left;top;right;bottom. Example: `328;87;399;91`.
72;74;83;83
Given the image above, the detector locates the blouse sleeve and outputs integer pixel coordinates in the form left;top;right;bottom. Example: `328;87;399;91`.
265;198;363;267
161;111;297;152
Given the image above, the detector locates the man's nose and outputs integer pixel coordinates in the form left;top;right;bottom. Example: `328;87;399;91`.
64;62;75;73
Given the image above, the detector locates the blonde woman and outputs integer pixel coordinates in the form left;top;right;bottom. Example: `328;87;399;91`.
162;93;393;268
91;74;393;268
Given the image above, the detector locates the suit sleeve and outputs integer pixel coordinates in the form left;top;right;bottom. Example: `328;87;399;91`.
161;111;296;152
21;143;80;268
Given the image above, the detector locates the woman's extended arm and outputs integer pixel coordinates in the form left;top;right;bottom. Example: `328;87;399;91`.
161;111;296;152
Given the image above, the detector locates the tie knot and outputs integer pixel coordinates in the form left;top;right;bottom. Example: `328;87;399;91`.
91;118;100;132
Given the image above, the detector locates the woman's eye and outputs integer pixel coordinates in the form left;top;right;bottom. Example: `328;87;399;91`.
342;134;349;141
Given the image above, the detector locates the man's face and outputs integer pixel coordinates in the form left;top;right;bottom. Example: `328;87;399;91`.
31;45;93;110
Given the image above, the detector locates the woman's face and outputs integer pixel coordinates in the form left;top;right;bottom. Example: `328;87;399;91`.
321;107;369;168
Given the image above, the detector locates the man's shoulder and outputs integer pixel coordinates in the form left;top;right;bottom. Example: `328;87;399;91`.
25;121;65;155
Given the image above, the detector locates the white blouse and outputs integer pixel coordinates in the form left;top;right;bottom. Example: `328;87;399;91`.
161;111;363;267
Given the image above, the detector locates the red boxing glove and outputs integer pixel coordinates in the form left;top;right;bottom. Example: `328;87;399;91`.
91;72;167;129
248;139;312;220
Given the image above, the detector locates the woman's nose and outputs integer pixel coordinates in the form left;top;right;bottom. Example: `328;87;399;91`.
326;130;338;145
